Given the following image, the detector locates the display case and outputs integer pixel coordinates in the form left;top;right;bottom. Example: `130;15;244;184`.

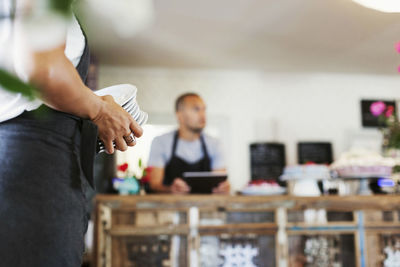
92;195;400;267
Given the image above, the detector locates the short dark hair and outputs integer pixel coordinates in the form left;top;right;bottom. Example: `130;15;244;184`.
175;93;200;112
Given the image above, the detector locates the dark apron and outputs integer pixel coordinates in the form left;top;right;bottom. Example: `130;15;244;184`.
24;22;97;189
163;131;211;185
0;19;96;267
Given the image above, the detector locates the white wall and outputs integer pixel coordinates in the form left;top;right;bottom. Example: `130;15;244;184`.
98;66;400;190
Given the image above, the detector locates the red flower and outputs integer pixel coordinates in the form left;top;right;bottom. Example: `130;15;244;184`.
140;167;153;184
140;176;150;184
118;163;129;172
385;105;394;118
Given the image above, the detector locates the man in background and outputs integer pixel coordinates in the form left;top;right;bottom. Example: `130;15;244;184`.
148;93;230;194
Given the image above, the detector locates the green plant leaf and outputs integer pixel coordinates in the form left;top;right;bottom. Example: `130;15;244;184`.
0;69;36;99
393;165;400;173
0;0;73;99
49;0;74;16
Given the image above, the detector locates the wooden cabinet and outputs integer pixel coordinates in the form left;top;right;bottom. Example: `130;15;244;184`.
92;195;400;267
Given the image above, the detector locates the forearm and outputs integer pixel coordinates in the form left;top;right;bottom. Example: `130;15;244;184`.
29;47;101;120
149;168;172;193
149;181;171;193
13;18;143;154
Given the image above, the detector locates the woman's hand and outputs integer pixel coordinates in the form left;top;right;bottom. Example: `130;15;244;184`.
91;95;143;154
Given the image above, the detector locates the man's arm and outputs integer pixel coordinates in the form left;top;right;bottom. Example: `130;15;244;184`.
212;168;230;194
13;22;142;153
149;167;170;193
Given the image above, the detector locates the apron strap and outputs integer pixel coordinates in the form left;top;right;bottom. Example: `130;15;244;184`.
75;16;90;83
171;131;179;157
199;135;210;160
79;119;97;188
173;130;210;160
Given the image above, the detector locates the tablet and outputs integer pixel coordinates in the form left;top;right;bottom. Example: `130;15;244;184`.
182;172;228;194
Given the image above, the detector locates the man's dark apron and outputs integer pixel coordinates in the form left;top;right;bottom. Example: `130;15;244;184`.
19;26;96;188
0;20;97;267
163;131;211;185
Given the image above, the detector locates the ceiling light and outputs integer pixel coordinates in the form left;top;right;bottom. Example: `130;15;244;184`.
352;0;400;13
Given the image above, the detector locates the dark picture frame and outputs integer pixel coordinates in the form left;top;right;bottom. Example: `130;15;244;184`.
361;99;396;128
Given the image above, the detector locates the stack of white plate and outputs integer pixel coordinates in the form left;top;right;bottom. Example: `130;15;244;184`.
94;84;148;153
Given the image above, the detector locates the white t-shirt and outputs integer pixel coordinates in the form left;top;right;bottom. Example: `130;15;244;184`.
0;13;85;123
148;131;226;170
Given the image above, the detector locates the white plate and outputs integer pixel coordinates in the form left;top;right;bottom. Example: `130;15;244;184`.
122;96;134;105
122;98;136;108
138;112;148;126
125;106;135;115
133;108;142;120
129;104;139;117
134;112;143;123
136;111;146;124
123;100;135;112
142;113;148;125
134;111;142;122
124;101;136;114
94;84;137;106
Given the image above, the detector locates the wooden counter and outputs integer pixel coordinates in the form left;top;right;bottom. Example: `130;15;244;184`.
93;195;400;267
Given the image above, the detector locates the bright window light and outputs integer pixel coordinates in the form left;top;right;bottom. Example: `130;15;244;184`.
352;0;400;13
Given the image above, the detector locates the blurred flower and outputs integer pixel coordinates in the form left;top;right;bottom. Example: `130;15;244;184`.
370;102;400;150
140;166;153;184
370;101;386;117
305;161;316;165
386;105;395;118
118;162;129;172
396;41;400;53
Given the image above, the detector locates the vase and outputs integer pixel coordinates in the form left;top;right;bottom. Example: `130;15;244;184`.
113;177;140;195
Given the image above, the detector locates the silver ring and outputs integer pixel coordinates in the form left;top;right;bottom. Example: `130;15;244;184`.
124;133;135;144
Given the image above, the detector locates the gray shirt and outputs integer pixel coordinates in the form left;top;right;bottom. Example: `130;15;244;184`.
148;131;225;170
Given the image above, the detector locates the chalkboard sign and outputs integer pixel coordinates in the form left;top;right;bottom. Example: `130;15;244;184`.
250;143;286;180
361;99;396;128
298;142;333;164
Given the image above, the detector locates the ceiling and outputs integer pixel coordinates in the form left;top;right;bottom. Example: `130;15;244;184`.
81;0;400;74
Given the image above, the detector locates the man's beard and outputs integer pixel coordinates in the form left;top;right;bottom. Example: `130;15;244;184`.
188;126;203;134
